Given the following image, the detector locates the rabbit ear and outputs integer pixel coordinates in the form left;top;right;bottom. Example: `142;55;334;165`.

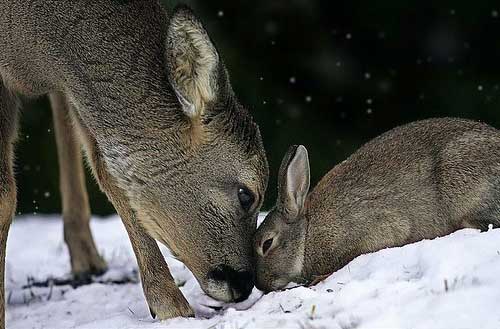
277;145;310;221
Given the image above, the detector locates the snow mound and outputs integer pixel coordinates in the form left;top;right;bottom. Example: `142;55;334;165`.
5;215;500;329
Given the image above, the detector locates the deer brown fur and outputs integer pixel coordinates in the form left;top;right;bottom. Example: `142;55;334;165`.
0;1;268;326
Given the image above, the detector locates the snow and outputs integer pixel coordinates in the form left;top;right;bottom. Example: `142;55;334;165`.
5;214;500;329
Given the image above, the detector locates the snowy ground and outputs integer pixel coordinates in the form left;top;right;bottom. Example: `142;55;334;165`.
5;214;500;329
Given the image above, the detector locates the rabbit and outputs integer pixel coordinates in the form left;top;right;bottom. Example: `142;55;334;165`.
254;117;500;292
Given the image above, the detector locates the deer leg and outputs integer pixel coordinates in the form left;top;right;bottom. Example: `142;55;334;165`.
70;110;193;319
50;93;107;283
0;81;19;329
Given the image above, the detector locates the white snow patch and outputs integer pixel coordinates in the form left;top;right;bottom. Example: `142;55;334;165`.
5;214;500;329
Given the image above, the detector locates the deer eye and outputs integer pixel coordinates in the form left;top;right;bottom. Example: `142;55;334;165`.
238;187;255;211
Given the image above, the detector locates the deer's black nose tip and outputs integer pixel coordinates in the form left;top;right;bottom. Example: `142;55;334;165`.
208;265;254;302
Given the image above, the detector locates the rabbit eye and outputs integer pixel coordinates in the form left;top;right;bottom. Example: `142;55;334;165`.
262;237;274;255
238;187;255;211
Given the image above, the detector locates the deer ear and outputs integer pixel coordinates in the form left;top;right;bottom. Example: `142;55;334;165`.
277;145;310;221
166;5;219;119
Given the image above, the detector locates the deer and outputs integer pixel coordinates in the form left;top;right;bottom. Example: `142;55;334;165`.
254;118;500;292
0;1;269;327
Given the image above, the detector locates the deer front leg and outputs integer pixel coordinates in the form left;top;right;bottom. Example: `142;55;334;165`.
72;113;193;319
50;93;107;283
0;82;19;329
117;209;194;319
0;172;15;329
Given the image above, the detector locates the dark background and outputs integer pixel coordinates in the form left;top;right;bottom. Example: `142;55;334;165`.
16;1;500;215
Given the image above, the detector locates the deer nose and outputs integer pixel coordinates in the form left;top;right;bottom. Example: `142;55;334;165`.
208;265;254;302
